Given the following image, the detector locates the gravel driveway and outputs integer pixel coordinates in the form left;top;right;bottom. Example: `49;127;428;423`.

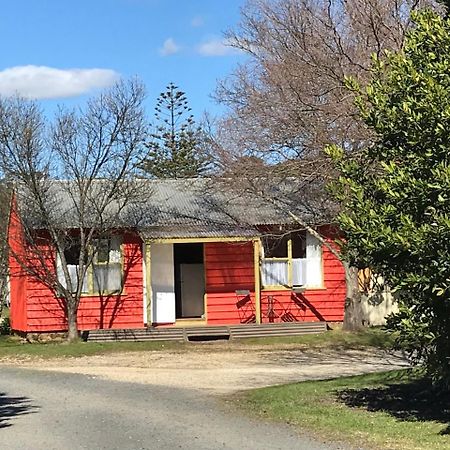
0;343;409;449
2;343;409;394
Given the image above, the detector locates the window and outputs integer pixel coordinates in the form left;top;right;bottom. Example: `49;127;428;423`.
57;236;123;294
261;231;322;288
92;237;122;293
57;241;89;293
261;235;294;286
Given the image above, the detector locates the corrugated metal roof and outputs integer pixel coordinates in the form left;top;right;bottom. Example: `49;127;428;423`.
137;179;300;225
17;178;316;238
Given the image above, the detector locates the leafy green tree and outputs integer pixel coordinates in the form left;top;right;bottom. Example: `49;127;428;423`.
327;10;450;387
142;83;209;178
439;0;450;13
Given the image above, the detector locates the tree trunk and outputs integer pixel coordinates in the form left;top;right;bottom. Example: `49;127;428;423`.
67;304;79;342
342;263;365;331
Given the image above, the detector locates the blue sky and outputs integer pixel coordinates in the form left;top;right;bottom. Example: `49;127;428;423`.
0;0;247;120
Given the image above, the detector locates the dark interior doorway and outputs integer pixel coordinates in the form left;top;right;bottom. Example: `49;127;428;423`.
174;243;205;319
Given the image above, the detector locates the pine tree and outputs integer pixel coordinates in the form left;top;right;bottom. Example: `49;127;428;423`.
142;83;209;178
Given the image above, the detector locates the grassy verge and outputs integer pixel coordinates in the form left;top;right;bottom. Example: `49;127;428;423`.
231;369;450;450
0;326;395;360
0;335;184;358
235;326;396;350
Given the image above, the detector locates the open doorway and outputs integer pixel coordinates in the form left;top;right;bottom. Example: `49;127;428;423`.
174;243;205;319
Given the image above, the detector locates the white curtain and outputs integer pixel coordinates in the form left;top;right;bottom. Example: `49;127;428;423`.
261;233;323;287
93;236;122;293
306;233;323;287
56;236;123;294
292;258;306;286
57;258;89;293
93;264;122;293
261;260;288;286
109;236;122;263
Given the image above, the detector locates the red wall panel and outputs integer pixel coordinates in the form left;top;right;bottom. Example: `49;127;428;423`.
261;230;346;323
8;198;28;331
14;232;144;332
204;228;346;326
10;224;346;332
204;241;256;325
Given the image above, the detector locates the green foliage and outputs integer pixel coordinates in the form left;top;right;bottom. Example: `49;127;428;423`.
141;82;210;178
327;10;450;387
0;317;10;335
438;0;450;14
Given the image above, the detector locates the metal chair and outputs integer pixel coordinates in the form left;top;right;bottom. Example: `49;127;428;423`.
235;290;256;324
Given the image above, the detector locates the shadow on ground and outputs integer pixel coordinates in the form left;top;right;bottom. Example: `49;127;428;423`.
337;378;450;434
0;392;36;429
260;348;408;369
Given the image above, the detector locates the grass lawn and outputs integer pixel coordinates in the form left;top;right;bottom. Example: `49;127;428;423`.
235;326;396;350
231;369;450;450
0;327;395;359
0;335;185;358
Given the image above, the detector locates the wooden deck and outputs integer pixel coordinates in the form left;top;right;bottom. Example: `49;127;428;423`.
83;321;328;342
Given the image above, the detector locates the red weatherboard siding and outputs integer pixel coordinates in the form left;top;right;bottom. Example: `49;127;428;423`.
205;241;256;325
8;197;28;332
205;229;346;326
9;209;345;332
261;234;346;323
18;233;144;332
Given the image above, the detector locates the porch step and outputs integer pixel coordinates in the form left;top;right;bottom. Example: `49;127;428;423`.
84;321;327;343
229;321;327;339
185;326;230;341
84;327;185;342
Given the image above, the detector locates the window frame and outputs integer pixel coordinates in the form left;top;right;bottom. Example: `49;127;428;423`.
261;236;295;288
56;236;125;296
261;232;324;290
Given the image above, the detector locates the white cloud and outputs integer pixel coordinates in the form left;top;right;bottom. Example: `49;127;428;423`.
159;38;181;56
190;15;204;27
197;38;240;57
0;65;119;100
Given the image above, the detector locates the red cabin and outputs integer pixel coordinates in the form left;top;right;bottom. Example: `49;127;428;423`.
8;179;346;334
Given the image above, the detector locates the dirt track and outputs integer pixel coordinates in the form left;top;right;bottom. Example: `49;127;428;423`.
2;343;409;394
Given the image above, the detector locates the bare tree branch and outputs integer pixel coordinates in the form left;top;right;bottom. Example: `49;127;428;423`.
2;79;150;340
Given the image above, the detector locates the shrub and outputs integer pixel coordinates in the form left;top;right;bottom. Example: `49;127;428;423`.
0;316;11;335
